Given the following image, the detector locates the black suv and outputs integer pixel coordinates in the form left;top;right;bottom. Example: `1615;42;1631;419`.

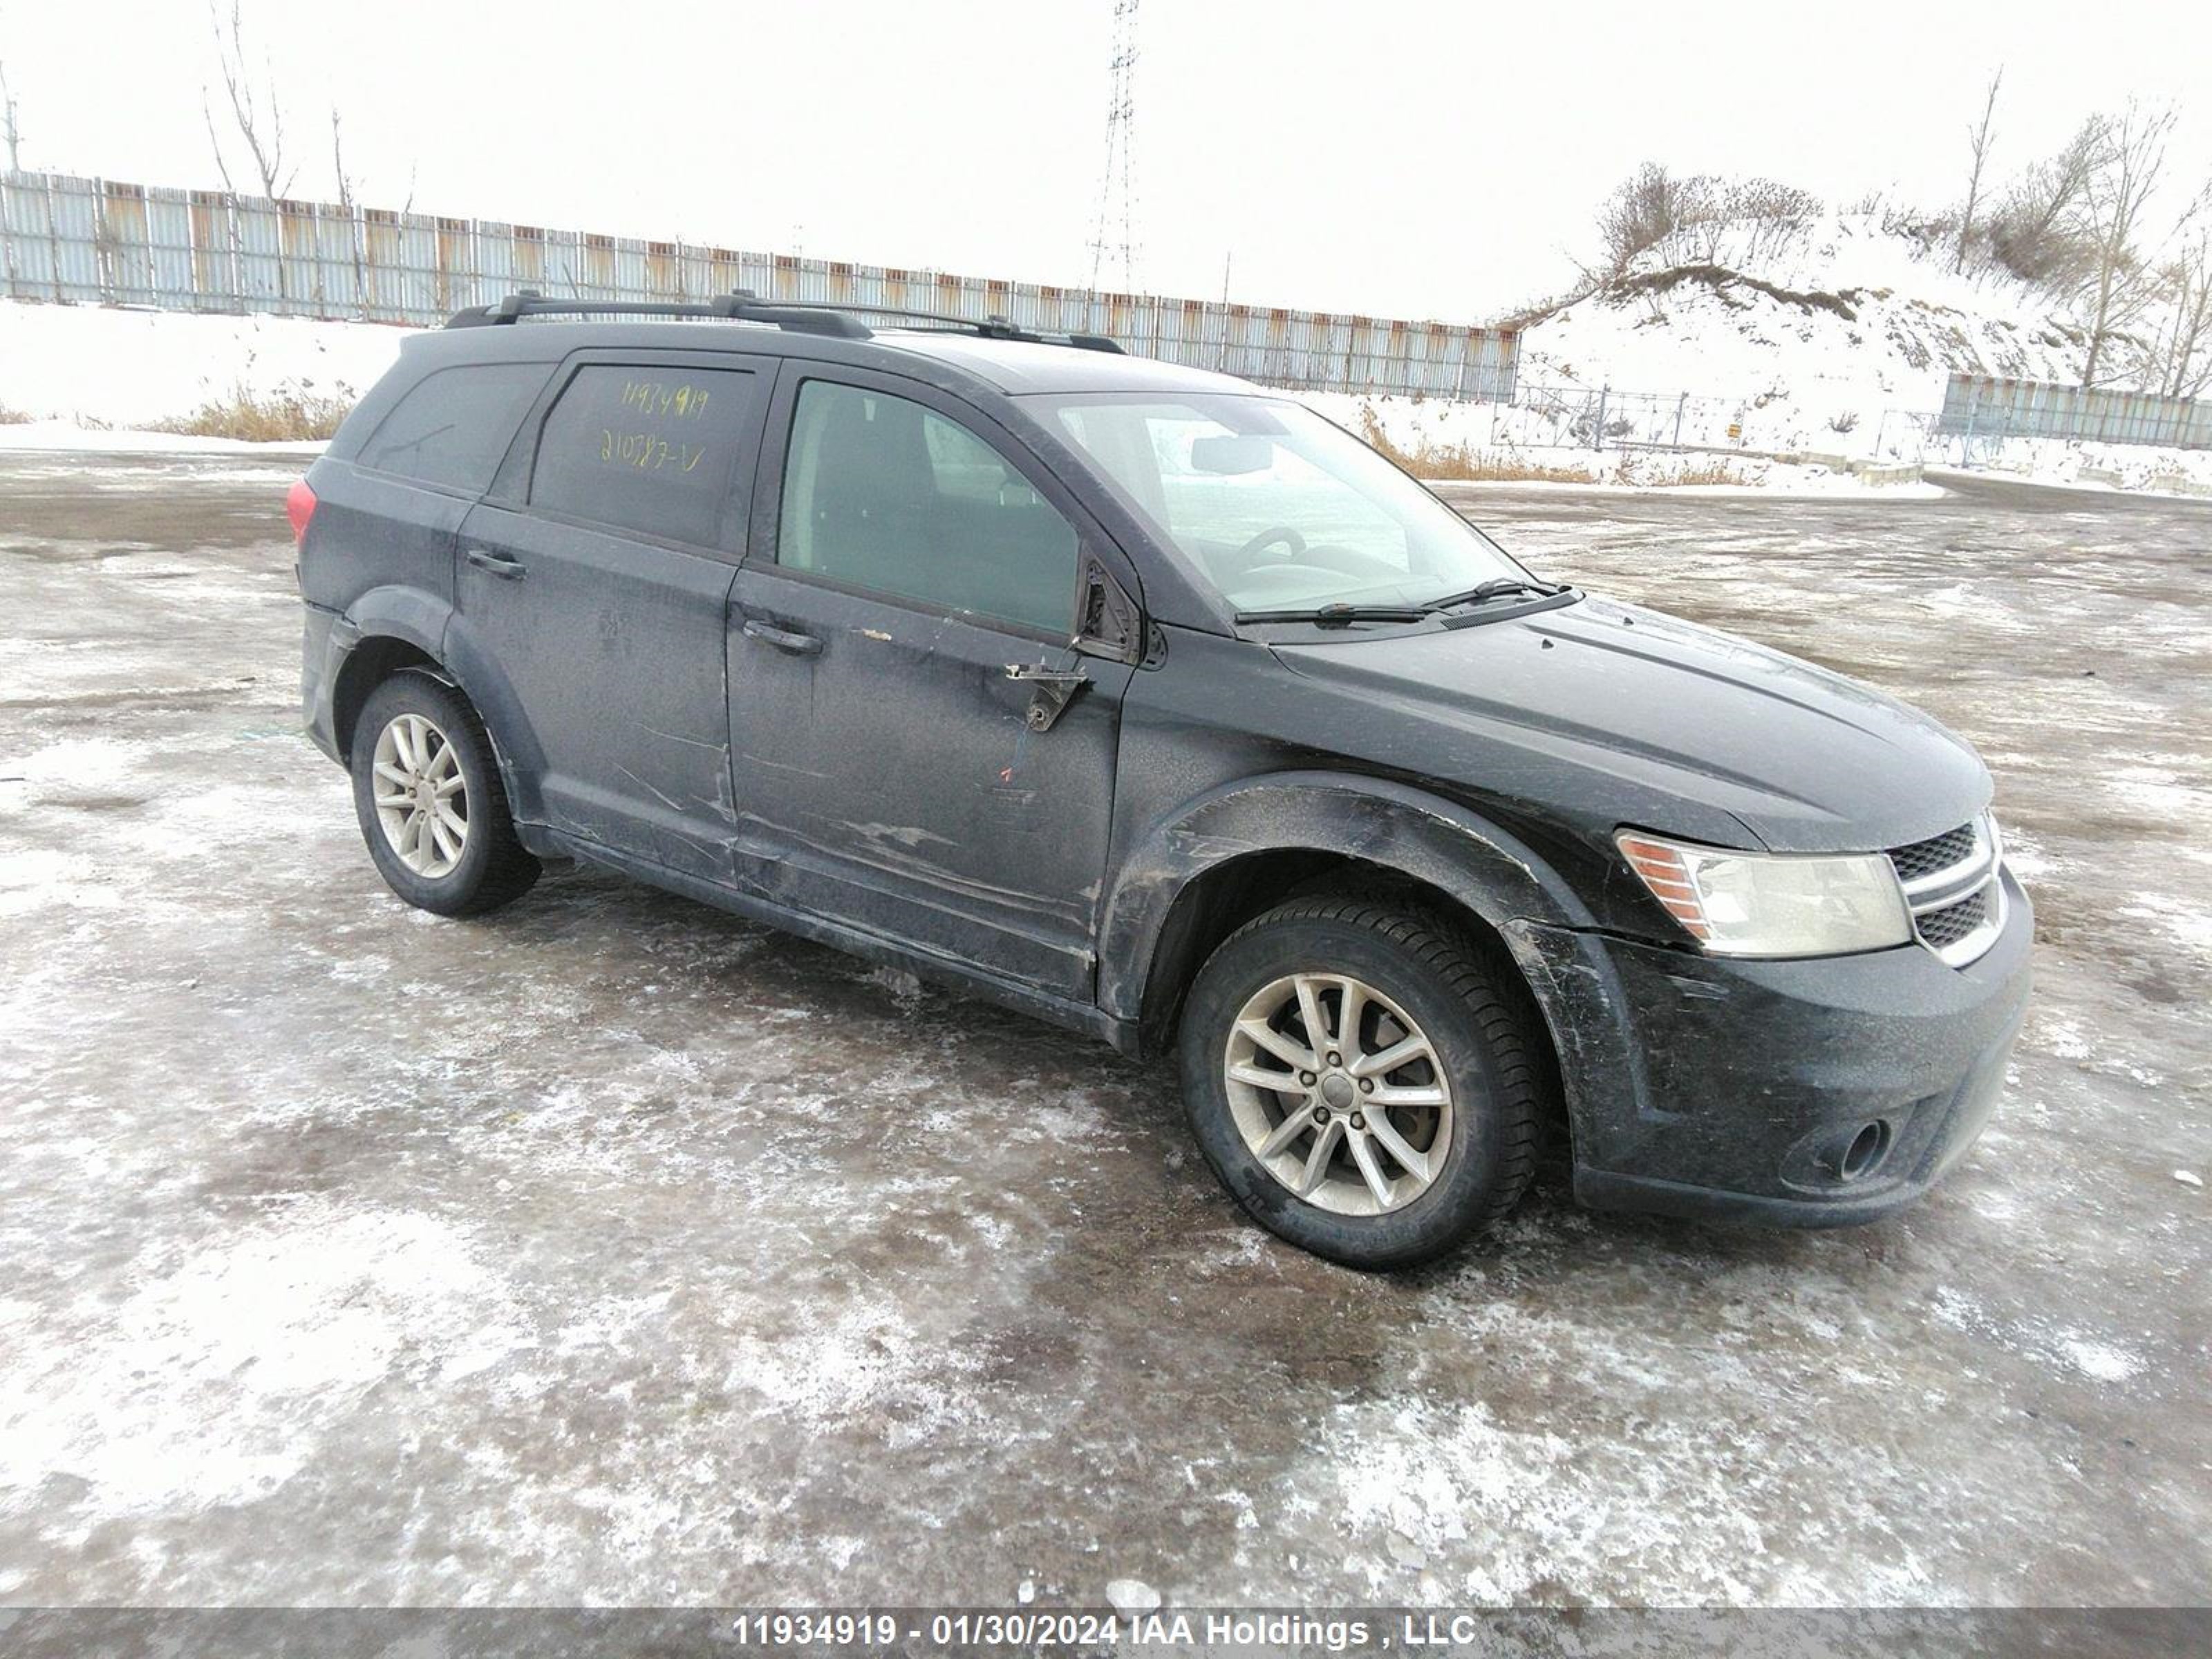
294;293;2032;1268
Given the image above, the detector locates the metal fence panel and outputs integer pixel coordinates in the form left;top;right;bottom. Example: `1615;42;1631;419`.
47;173;103;302
1939;373;2212;451
0;168;1518;401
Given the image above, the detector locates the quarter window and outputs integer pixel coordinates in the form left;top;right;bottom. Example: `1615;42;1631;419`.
777;380;1078;636
529;366;757;545
357;363;549;492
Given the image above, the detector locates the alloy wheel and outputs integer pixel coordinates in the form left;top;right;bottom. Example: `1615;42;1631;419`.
1222;971;1454;1216
371;712;469;879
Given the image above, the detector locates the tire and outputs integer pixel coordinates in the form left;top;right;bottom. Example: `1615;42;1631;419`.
349;672;538;917
1178;897;1545;1270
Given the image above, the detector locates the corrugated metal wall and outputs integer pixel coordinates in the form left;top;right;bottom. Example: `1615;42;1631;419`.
1938;373;2212;451
0;169;1519;401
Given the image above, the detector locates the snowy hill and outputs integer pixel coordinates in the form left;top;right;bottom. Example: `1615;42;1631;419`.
1313;211;2212;493
1514;212;2162;453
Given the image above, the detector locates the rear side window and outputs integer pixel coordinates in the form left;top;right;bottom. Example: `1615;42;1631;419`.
357;363;548;492
529;366;757;546
777;379;1078;635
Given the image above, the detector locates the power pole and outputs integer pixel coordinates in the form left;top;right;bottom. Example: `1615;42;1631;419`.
1087;0;1141;296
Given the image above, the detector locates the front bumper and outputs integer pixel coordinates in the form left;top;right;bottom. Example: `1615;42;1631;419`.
1510;866;2033;1227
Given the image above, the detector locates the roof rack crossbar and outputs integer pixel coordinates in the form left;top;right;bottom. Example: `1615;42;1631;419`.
444;289;1125;353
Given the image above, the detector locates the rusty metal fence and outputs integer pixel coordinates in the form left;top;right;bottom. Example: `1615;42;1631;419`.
0;169;1519;401
1938;373;2211;451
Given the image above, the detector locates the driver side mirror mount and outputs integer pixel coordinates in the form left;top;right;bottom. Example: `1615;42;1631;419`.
1074;550;1143;666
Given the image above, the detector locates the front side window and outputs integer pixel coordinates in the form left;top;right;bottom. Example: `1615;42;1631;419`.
777;379;1078;637
357;363;550;492
1044;394;1524;615
529;366;757;545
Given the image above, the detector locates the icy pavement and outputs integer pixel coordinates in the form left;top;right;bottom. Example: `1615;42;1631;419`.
0;453;2206;1607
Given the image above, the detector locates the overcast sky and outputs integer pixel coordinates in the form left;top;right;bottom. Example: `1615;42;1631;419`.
3;0;2207;322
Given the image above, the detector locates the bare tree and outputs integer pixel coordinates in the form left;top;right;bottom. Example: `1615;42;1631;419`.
330;109;350;208
330;106;368;315
203;1;292;200
2076;102;2177;388
2155;185;2212;399
1957;68;2003;272
0;52;23;172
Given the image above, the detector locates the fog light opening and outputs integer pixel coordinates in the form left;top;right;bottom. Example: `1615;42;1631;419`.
1840;1120;1892;1181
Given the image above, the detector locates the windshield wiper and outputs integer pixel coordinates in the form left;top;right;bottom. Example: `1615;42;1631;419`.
1419;577;1571;612
1235;603;1430;628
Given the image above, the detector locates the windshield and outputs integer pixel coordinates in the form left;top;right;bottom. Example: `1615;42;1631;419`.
1040;393;1526;615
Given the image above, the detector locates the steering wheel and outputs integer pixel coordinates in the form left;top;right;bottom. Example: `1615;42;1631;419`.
1233;525;1308;565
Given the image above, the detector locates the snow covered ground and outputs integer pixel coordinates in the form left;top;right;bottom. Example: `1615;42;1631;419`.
3;451;2206;1611
0;302;399;431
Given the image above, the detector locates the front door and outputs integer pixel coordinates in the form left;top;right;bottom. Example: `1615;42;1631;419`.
727;369;1138;999
456;353;768;879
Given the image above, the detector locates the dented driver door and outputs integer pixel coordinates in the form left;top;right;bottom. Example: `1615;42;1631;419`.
724;368;1138;1001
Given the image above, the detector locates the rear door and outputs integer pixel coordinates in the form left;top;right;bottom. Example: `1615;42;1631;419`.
456;351;770;879
727;367;1141;1000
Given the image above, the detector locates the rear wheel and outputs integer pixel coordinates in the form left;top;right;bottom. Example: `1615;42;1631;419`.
350;674;538;916
1179;897;1544;1269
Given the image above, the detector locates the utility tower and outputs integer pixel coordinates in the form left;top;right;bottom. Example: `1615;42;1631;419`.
1087;0;1140;295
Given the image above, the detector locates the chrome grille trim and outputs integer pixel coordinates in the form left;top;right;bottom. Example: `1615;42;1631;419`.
1889;814;2006;968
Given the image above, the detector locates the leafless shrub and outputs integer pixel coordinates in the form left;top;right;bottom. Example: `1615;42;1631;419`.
1723;178;1824;264
1986;118;2106;289
0;402;31;426
1597;164;1702;275
1828;411;1862;435
1595;164;1820;276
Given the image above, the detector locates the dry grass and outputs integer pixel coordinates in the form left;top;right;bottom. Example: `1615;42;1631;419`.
152;385;354;443
0;402;31;426
1662;459;1754;487
1354;404;1758;489
1356;406;1597;484
1610;453;1754;487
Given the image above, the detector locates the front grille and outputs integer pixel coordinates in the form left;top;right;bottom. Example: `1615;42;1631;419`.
1915;888;1989;949
1885;814;2004;967
1889;823;1976;883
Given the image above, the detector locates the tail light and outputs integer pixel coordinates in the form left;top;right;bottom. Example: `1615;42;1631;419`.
286;478;318;545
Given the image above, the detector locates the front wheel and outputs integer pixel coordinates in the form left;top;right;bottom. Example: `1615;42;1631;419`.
1178;898;1546;1269
349;673;538;917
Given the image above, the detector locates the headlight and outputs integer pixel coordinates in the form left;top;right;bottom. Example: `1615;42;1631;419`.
1616;830;1913;957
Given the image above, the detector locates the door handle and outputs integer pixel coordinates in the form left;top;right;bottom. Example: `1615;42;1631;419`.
741;617;823;657
465;547;526;580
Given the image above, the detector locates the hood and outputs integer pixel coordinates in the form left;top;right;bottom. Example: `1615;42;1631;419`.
1271;595;1991;854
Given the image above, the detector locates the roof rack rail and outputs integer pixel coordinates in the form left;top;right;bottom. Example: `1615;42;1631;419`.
444;290;1123;353
444;290;872;338
790;300;1125;354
